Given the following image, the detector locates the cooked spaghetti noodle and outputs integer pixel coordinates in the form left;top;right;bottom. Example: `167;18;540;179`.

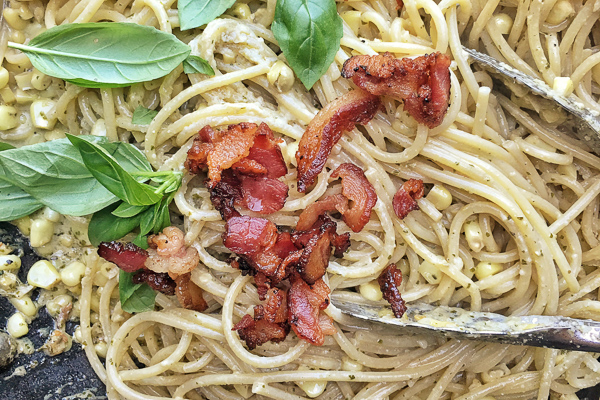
2;0;600;399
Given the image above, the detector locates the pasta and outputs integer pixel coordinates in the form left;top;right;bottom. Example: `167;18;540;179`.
2;0;600;399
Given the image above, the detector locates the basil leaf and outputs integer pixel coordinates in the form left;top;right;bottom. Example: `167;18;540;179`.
154;192;174;232
178;0;236;31
0;138;118;215
88;203;144;246
8;23;191;87
68;134;162;206
0;180;43;221
112;202;149;218
0;143;15;151
119;270;156;313
272;0;343;89
139;204;160;236
183;55;215;75
132;106;159;125
133;233;149;249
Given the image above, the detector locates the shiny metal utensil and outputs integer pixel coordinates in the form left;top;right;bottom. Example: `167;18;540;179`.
332;297;600;352
463;46;600;152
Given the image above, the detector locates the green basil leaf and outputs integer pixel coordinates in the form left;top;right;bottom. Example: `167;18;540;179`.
272;0;343;89
132;106;159;125
133;233;149;249
183;55;215;75
68;134;162;206
0;180;43;221
0;138;118;215
139;204;159;236
8;23;191;87
119;270;156;313
153;192;174;232
88;203;143;246
178;0;236;30
65;79;132;88
0;143;15;151
112;202;150;218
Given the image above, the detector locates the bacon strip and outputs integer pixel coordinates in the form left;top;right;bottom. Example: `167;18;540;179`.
330;163;377;232
378;264;407;318
175;273;208;312
233;288;290;349
288;275;335;346
98;242;148;273
341;53;451;128
296;194;348;232
295;90;381;193
132;270;176;295
392;178;424;219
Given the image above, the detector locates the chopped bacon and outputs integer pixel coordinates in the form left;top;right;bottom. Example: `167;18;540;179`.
245;124;287;179
175;273;208;312
288;275;335;346
294;215;351;260
98;241;148;273
184;125;221;175
295;89;381;193
209;173;242;220
330;163;377;232
233;288;290;349
206;122;257;182
240;175;289;214
378;264;406;318
296;194;349;232
132;269;176;295
341;53;451;128
392;178;424;219
396;0;404;9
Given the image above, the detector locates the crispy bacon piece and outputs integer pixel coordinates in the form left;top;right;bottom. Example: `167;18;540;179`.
341;53;451;128
288;275;335;346
330;163;377;232
378;264;406;317
392;178;424;219
207;123;258;182
245;124;287;179
233;288;290;349
175;273;208;312
296;194;348;232
294;215;351;260
184;125;221;175
209;173;243;220
132;270;176;295
292;216;339;285
98;241;148;273
295;90;381;193
240;175;289;214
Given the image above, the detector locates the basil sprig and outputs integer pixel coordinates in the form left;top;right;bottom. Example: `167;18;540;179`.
132;106;159;125
7;23;211;88
119;270;156;313
178;0;236;31
272;0;343;89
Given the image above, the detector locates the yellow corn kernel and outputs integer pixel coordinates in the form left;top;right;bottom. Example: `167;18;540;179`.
7;313;28;338
31;69;51;91
229;3;251;19
475;261;503;280
0;105;19;130
0;255;21;271
31;99;57;130
9;296;37;317
426;184;452;210
267;60;294;92
73;326;83;343
3;8;28;30
0;271;17;290
546;0;574;25
60;261;86;287
418;260;442;284
464;219;484;252
0;87;16;104
30;218;54;247
95;341;108;358
27;260;61;289
359;280;383;301
490;14;512;35
0;67;9;89
552;77;574;97
46;294;73;317
296;366;327;398
91;118;107;137
15;89;38;104
10;30;26;44
14;71;33;91
41;207;61;223
13;215;31;235
341;11;362;35
342;356;363;371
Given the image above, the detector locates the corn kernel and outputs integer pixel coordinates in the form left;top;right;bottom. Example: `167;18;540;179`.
46;294;72;317
31;69;51;91
296;366;327;398
552;77;574;97
60;261;86;287
359;280;383;301
342;356;363;371
31;99;57;130
9;296;37;317
13;215;31;235
0;87;16;104
7;313;28;338
0;271;17;290
30;218;54;247
546;0;574;25
73;326;83;343
426;185;452;210
0;67;9;89
15;71;33;91
475;261;503;280
418;260;442;284
27;260;61;289
91;118;107;137
95;341;108;358
464;220;484;252
0;255;21;271
3;8;28;30
0;105;19;130
229;3;251;19
490;14;512;35
267;60;294;92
